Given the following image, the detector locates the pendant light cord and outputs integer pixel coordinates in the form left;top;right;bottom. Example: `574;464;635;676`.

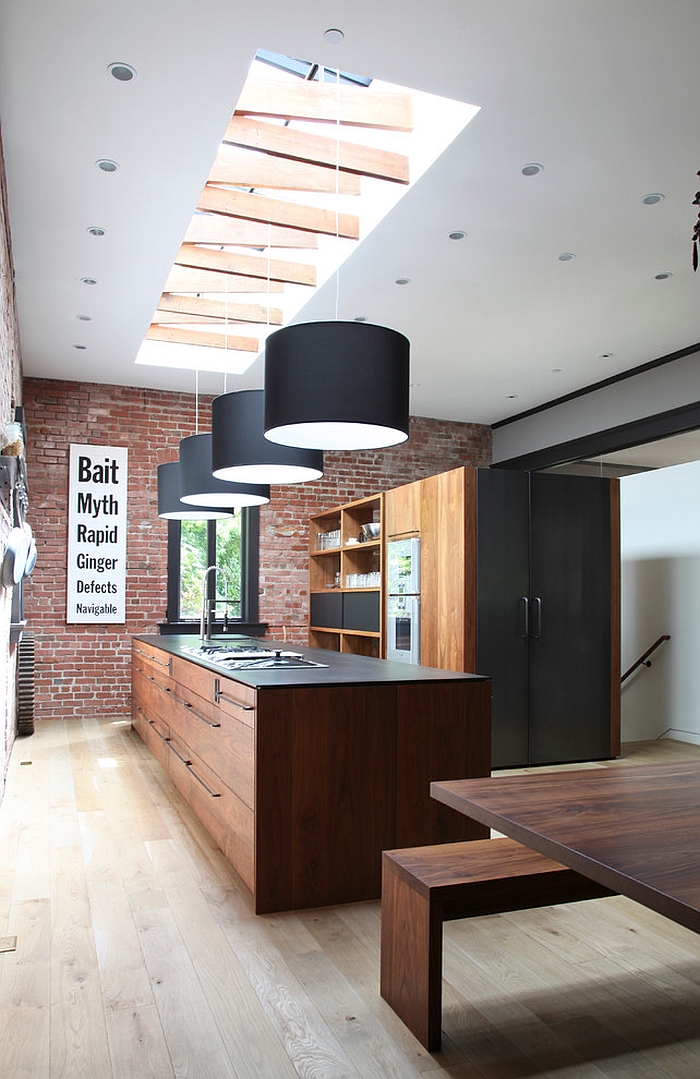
335;67;341;321
266;221;271;328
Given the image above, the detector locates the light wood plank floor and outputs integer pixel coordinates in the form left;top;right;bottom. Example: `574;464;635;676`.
2;718;700;1078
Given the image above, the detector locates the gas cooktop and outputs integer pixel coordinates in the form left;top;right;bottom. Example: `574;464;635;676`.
181;641;328;670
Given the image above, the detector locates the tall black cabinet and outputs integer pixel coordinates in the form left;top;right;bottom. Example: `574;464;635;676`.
476;469;620;768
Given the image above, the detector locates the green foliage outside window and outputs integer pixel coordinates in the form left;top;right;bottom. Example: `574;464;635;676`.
179;515;242;620
216;515;242;618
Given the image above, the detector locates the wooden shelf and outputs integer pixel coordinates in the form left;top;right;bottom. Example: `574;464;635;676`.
309;493;384;655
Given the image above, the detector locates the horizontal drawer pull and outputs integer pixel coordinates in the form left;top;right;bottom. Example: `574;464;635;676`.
133;648;172;670
166;739;192;767
214;678;254;710
169;691;221;728
187;763;221;797
136;706;169;743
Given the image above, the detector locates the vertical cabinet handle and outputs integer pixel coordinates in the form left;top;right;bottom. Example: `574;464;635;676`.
530;596;542;639
519;596;529;639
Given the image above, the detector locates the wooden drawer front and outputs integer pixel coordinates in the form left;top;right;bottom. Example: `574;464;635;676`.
131;701;171;772
132;641;173;682
164;689;254;810
132;668;175;728
170;655;256;726
167;745;255;893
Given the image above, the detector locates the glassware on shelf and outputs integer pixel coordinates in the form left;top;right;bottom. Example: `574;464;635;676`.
317;528;341;550
345;571;381;588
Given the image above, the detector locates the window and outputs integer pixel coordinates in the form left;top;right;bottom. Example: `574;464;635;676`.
165;509;260;632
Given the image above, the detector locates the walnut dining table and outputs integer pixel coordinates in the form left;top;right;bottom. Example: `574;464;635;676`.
431;761;700;934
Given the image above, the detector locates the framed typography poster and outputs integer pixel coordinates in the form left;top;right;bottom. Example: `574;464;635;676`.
66;444;128;623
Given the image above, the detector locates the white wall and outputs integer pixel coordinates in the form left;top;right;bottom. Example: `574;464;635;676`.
621;459;700;744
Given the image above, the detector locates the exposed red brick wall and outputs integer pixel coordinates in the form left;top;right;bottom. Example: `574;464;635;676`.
22;377;491;719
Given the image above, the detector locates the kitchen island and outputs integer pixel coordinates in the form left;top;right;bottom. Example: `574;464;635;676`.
132;634;491;913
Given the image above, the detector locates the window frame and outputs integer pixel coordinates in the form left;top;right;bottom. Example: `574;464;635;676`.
162;508;264;635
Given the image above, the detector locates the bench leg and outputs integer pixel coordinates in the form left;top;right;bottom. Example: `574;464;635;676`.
380;857;444;1051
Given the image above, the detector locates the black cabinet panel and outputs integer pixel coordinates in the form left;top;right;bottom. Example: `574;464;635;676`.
310;591;343;630
343;591;380;633
528;473;612;764
310;590;380;634
476;469;530;768
476;469;615;768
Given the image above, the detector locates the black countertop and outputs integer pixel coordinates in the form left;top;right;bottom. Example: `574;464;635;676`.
134;634;489;690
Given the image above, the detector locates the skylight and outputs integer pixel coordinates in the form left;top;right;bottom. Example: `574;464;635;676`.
135;51;479;376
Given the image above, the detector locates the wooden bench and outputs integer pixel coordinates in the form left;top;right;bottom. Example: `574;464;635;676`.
380;837;614;1051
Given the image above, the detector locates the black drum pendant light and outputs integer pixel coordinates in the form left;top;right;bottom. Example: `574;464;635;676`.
157;462;231;520
263;321;410;451
179;433;270;507
212;389;323;485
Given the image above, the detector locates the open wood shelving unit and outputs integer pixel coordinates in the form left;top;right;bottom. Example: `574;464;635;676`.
308;493;384;657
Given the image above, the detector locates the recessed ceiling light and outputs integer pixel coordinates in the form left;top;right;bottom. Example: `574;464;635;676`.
654;271;673;280
108;62;137;82
96;159;119;173
642;193;665;205
598;352;613;359
507;393;519;399
74;345;87;350
395;277;411;285
558;252;576;261
551;367;562;373
521;163;544;176
354;316;367;322
76;315;92;321
323;28;345;43
87;226;106;237
81;277;98;285
448;230;467;240
409;382;421;389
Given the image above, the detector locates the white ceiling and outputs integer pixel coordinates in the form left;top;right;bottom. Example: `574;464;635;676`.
1;0;699;427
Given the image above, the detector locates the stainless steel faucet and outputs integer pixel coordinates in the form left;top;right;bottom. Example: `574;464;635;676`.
200;564;233;641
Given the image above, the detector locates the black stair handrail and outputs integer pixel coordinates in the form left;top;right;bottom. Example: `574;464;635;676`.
621;634;670;684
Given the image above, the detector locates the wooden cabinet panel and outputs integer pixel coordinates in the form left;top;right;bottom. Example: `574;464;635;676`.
132;668;174;728
170;655;256;721
166;741;255;894
165;685;255;810
420;468;470;672
132;643;257;893
385;479;422;537
133;640;173;681
394;680;490;846
254;684;397;913
131;693;171;772
132;638;492;913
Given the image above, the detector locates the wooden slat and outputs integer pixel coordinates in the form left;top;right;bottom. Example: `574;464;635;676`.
176;242;316;286
153;311;233;326
209;146;361;194
145;325;259;351
164;266;284;293
237;75;413;132
224;116;409;185
156;293;282;326
198;184;359;240
184;215;318;248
